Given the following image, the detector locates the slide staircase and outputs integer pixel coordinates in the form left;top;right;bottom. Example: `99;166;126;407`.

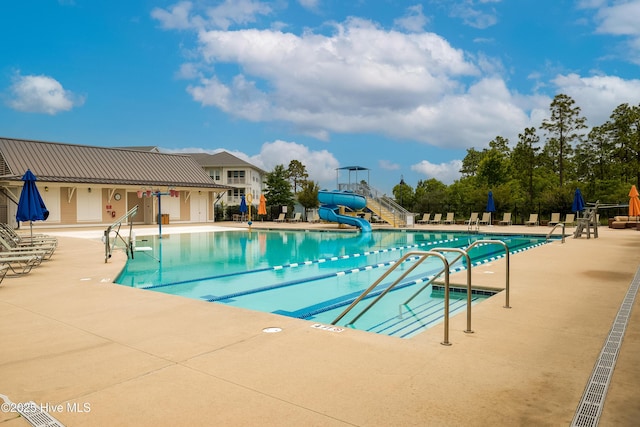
338;182;410;227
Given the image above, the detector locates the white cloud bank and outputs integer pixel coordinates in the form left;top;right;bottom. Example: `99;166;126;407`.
7;73;84;115
411;159;464;185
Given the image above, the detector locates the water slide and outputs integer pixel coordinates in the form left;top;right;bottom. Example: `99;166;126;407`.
318;190;372;232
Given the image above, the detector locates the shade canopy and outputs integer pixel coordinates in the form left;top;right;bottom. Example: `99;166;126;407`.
629;185;640;217
572;188;586;213
258;194;267;215
16;169;49;223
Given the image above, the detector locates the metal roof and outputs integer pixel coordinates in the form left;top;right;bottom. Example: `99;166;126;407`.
188;151;267;174
0;137;233;189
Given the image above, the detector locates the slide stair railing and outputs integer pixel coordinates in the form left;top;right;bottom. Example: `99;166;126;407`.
340;182;410;227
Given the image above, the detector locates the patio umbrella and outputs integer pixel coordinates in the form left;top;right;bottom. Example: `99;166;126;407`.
258;194;267;216
486;191;496;225
572;188;586;213
239;195;248;220
16;169;49;241
629;185;640;217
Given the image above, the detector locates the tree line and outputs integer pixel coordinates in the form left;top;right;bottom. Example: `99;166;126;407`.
392;94;640;223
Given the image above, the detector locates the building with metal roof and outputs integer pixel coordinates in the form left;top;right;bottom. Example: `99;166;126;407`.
0;137;234;227
187;151;266;210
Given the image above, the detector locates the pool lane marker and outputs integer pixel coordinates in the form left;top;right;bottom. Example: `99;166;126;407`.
139;238;461;290
208;240;548;303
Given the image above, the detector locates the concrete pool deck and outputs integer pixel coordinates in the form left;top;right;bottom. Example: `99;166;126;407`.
1;221;639;426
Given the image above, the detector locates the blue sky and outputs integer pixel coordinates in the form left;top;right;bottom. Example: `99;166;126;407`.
1;0;640;194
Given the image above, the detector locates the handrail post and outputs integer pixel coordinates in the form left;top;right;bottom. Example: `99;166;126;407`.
432;248;473;334
466;240;510;309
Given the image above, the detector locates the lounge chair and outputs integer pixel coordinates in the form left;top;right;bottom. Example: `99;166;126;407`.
0;254;42;275
429;213;442;224
0;264;8;285
549;213;561;226
467;212;479;226
498;212;512;226
0;224;57;245
287;212;302;222
479;212;491;225
417;213;431;224
274;213;286;222
0;236;55;260
564;213;575;226
442;212;455;224
525;213;539;226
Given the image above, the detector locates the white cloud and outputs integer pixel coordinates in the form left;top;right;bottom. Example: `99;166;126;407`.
379;159;400;171
251;140;339;186
449;1;499;29
591;0;640;64
594;0;640;36
187;18;522;149
298;0;320;12
152;0;271;31
552;73;640;125
7;73;84;115
151;1;195;30
411;159;463;184
394;5;429;33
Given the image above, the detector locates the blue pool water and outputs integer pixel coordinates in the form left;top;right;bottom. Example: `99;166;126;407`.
116;230;551;338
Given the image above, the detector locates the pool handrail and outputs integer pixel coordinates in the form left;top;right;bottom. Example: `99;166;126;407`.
104;204;139;263
331;250;453;345
332;239;511;343
546;223;566;243
411;247;474;334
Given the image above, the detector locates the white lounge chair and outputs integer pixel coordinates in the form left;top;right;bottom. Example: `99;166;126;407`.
417;213;431;224
274;213;286;222
287;212;302;222
0;236;55;260
564;213;575;226
479;212;491;225
499;212;512;226
442;212;455;224
429;213;442;224
549;213;561;225
525;213;539;226
0;255;42;275
467;212;479;226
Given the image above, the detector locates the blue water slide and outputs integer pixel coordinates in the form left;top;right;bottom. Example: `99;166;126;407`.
318;190;372;232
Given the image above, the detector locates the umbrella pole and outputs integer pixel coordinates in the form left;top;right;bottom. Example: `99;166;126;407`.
30;221;34;246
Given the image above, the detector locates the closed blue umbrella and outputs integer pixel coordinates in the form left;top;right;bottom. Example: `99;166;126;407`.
16;169;49;240
486;191;496;225
572;188;585;213
239;194;248;220
486;191;496;213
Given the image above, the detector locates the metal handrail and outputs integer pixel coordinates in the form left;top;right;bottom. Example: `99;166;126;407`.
104;205;139;263
403;239;510;309
469;240;511;308
546;223;566;243
330;250;453;345
468;218;479;232
405;248;474;334
342;182;410;227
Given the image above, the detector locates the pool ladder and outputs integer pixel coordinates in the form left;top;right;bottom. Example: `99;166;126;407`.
331;240;510;345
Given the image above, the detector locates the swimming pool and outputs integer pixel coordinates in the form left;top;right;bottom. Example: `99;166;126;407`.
116;229;551;338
